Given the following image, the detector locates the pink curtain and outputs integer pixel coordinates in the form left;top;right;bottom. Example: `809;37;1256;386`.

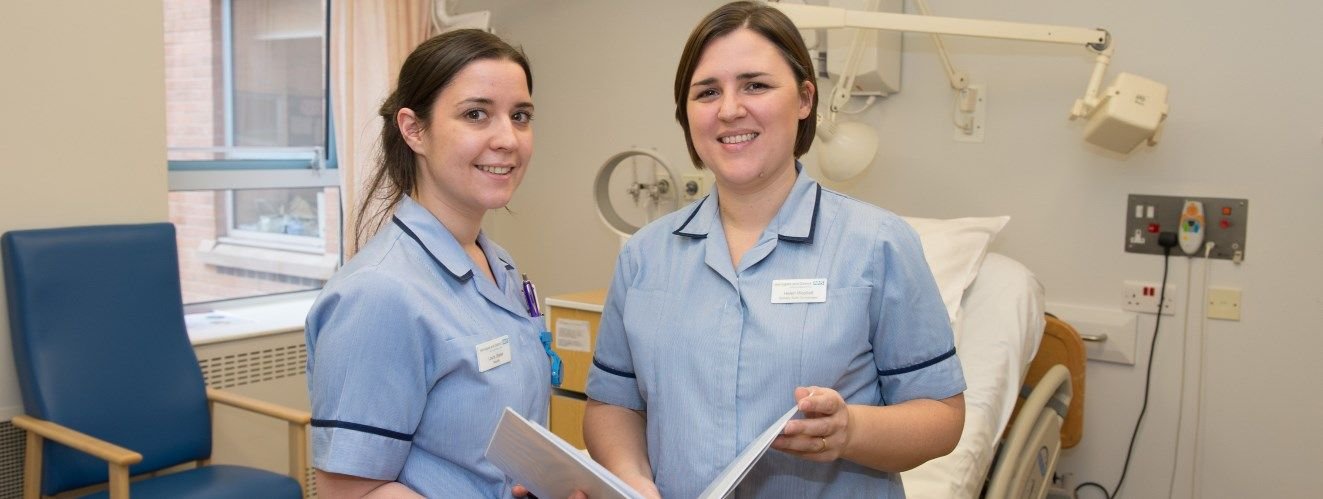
330;0;433;257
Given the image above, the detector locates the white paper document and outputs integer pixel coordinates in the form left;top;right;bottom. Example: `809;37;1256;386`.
485;405;800;499
697;405;799;499
486;408;642;499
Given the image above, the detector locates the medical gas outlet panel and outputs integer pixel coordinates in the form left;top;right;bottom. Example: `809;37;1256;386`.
1124;194;1248;261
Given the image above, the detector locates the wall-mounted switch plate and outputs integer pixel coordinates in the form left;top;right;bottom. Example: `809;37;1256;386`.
1207;287;1242;321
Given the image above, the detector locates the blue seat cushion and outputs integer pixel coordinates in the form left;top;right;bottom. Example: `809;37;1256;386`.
78;465;301;499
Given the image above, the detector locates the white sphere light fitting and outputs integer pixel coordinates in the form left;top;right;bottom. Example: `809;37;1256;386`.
816;118;878;182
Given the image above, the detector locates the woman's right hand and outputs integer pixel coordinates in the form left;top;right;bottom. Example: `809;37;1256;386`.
619;474;662;499
583;400;659;498
512;484;588;499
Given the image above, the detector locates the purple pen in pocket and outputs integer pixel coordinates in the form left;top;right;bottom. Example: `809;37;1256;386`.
521;274;541;317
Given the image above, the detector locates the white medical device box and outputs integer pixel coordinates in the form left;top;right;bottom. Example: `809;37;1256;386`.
824;0;904;96
1082;72;1169;154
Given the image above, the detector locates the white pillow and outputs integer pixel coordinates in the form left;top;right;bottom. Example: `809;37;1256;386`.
901;216;1010;329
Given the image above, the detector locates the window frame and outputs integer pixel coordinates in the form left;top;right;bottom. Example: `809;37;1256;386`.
166;0;342;309
167;0;339;192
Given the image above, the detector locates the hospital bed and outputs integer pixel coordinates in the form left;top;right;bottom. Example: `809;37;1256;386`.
900;252;1085;499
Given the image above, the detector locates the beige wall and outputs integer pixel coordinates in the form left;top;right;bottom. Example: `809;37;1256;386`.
1;0;1319;494
468;0;1323;496
0;1;167;418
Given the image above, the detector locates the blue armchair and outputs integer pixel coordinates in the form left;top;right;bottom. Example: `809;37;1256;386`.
2;223;308;499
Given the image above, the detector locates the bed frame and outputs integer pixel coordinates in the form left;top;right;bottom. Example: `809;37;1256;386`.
983;314;1086;499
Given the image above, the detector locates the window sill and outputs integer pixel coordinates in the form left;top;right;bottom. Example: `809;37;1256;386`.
185;291;317;346
196;239;337;280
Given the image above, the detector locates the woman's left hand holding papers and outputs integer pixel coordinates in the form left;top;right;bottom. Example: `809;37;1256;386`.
512;484;588;499
773;386;851;462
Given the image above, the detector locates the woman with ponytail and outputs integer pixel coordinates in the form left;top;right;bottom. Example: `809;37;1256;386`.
305;29;555;498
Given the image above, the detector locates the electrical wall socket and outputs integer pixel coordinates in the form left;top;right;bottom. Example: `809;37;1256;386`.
681;173;709;202
653;172;709;203
652;172;678;202
1123;281;1181;315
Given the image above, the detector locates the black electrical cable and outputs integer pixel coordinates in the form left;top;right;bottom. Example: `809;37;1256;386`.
1075;234;1177;499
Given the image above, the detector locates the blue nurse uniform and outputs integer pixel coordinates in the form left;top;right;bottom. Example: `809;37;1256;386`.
587;166;965;498
306;196;549;497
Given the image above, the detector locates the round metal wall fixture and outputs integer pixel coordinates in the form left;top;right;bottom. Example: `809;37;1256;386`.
593;149;680;238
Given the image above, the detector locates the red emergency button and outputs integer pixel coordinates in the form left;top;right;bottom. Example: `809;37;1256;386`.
1220;219;1231;229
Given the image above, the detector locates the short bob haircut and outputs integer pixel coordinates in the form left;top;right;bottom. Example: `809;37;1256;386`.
673;1;818;168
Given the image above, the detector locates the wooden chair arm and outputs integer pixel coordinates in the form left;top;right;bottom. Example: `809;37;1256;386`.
10;415;142;466
205;388;311;493
206;388;311;425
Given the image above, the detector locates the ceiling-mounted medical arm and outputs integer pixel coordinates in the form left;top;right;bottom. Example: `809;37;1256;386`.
774;2;1110;108
826;25;869;121
777;0;1165;164
774;3;1109;47
775;2;1118;131
1070;45;1113;119
825;0;968;120
911;0;967;91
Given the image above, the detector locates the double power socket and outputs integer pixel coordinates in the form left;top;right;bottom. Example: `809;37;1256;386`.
1122;280;1242;320
657;172;711;203
1123;281;1180;315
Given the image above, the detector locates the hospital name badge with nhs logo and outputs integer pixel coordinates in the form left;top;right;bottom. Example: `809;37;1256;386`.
476;335;512;372
770;278;827;304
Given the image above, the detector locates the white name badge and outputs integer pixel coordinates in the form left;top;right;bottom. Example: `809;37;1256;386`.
771;278;827;304
476;335;512;372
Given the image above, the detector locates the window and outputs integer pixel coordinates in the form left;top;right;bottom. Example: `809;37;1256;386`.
225;188;327;249
164;0;340;305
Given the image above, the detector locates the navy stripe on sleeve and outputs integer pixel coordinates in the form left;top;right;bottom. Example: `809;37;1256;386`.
877;347;957;377
592;358;637;379
311;419;414;442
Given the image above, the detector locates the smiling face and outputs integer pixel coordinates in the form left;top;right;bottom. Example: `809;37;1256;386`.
400;58;533;222
685;28;813;192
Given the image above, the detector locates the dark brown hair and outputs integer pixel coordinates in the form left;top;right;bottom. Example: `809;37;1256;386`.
673;1;817;168
355;29;532;250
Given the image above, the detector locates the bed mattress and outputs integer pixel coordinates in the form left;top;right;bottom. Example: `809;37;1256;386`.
900;253;1046;499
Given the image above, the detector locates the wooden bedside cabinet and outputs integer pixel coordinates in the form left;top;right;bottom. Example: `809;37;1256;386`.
544;289;607;449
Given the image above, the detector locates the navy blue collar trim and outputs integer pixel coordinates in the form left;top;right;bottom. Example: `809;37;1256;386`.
671;184;820;243
392;216;473;282
777;184;821;244
311;419;413;442
671;195;710;239
593;358;637;379
876;347;957;376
